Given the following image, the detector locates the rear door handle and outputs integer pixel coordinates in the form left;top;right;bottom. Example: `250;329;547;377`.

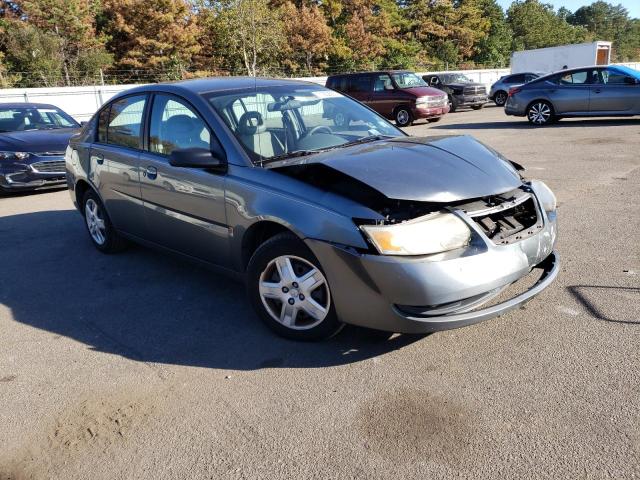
144;166;158;180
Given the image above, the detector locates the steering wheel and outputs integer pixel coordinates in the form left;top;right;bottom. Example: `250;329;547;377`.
307;125;333;136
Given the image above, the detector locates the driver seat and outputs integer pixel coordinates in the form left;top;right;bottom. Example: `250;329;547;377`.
237;111;284;158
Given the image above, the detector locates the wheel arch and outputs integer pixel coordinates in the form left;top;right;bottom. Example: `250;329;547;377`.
241;220;299;271
526;98;555;115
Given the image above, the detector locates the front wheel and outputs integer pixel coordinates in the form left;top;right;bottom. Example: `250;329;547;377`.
247;233;343;341
472;104;484;110
427;117;442;123
494;91;507;106
527;101;555;126
448;96;458;113
395;107;413;127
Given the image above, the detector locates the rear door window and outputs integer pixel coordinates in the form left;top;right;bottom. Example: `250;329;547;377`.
507;74;525;84
558;70;593;85
348;75;371;93
104;95;147;149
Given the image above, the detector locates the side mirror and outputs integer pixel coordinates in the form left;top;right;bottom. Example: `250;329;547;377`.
169;147;227;171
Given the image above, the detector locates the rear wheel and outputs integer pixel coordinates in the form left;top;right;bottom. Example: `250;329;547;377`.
394;107;413;127
527;101;555;126
247;233;343;341
494;91;507;106
82;190;127;253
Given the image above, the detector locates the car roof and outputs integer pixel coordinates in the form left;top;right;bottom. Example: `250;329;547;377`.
327;70;413;78
123;77;322;96
0;102;61;109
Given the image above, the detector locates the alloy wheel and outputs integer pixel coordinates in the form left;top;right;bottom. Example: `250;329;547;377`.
528;102;552;125
396;109;411;126
258;255;331;330
85;198;106;245
495;92;507;106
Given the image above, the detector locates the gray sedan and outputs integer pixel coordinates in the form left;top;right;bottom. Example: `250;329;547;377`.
505;65;640;125
66;78;558;340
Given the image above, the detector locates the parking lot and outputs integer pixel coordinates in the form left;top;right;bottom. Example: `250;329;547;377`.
1;105;638;479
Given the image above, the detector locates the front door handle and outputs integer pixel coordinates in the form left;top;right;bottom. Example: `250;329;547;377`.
593;88;602;94
93;153;104;165
144;166;158;180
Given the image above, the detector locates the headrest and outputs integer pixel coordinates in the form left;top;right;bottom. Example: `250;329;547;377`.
238;111;266;135
166;114;197;135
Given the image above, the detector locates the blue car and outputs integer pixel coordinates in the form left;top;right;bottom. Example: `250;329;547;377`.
0;102;80;193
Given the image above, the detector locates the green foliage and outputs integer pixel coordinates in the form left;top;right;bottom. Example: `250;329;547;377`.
0;0;638;86
507;0;587;51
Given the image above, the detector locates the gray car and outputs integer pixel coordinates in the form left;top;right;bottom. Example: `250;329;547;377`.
66;78;558;340
505;65;640;125
489;72;543;106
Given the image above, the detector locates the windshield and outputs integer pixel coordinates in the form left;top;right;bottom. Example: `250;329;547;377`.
0;106;78;133
207;85;402;164
612;65;640;80
391;72;427;88
443;74;473;84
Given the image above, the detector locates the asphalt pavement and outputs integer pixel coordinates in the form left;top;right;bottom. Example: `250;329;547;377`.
0;105;638;480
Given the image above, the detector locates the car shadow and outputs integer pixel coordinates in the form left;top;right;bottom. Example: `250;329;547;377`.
567;285;639;325
433;117;640;130
0;209;426;371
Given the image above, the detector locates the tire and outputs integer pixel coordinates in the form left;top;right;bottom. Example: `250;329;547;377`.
448;96;458;113
494;91;507;106
427;117;442;123
526;101;555;126
247;232;343;341
82;189;127;253
471;104;484;110
394;107;413;127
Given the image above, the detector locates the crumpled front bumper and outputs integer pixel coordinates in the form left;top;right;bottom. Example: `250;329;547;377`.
305;206;558;334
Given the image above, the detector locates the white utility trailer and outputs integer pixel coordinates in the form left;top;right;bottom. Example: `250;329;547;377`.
511;41;612;74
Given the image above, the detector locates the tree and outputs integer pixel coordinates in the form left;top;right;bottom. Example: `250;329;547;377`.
100;0;200;80
567;2;640;61
216;0;284;76
473;0;512;67
0;20;65;86
507;0;586;51
405;0;490;67
12;0;112;85
280;1;332;74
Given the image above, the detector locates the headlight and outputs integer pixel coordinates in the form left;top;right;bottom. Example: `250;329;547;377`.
361;212;471;256
415;97;430;105
0;151;29;161
530;180;556;212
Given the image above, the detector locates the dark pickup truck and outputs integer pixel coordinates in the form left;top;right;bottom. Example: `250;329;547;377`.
423;73;488;112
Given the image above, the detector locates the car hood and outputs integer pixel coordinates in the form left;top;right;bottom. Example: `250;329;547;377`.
0;128;78;153
400;86;444;98
271;135;522;203
447;82;485;89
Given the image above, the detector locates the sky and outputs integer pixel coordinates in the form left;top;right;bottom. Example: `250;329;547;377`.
496;0;640;18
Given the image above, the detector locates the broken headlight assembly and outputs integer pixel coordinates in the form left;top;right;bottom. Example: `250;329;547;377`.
360;212;471;256
529;180;556;212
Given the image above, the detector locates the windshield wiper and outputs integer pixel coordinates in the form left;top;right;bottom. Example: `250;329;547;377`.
331;134;393;150
260;149;319;164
